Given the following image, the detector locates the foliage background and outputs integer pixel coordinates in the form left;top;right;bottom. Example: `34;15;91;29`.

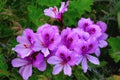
0;0;120;80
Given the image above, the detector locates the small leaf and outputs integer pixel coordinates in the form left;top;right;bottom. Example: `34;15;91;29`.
0;54;9;77
108;37;120;63
108;37;120;52
27;5;48;30
37;0;61;6
109;49;120;63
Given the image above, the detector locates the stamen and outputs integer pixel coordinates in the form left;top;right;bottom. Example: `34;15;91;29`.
23;44;28;48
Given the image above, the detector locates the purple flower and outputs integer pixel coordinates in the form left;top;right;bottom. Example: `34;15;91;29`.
75;38;100;73
95;21;108;56
94;33;108;57
85;24;102;38
11;53;46;80
61;27;79;50
47;45;78;76
61;27;72;43
98;33;108;48
96;21;107;33
78;18;94;30
33;24;61;57
97;21;108;48
73;28;90;41
12;29;36;58
59;1;69;14
44;6;59;19
44;1;69;21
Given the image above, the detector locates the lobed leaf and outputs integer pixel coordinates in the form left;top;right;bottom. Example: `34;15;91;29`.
64;0;94;26
108;37;120;63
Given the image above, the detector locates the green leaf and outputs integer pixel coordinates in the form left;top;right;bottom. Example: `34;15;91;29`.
27;5;42;26
0;54;9;77
99;61;107;67
0;0;7;12
0;25;13;38
37;0;61;6
108;37;120;63
117;12;120;29
27;5;48;30
108;37;120;52
73;66;88;80
64;0;94;26
109;49;120;63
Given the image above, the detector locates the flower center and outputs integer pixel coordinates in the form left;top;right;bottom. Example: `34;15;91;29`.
88;44;93;50
89;28;96;34
60;53;71;66
84;23;89;27
67;56;71;61
60;53;65;59
69;38;73;43
45;33;49;39
23;44;28;48
81;46;87;52
51;38;54;43
83;23;89;30
52;7;57;14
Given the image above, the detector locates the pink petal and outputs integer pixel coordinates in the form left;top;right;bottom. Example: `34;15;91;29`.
20;49;32;58
37;61;46;71
44;7;57;18
99;33;108;40
13;44;32;58
52;64;63;75
87;55;100;65
47;56;62;65
59;2;65;13
99;40;108;48
37;24;50;33
67;53;79;66
19;64;32;80
63;64;72;76
55;45;68;57
41;48;50;57
95;48;100;57
82;57;88;73
11;58;28;67
33;53;44;67
48;34;61;51
75;55;83;65
32;41;43;51
17;36;29;44
96;21;107;32
59;1;69;13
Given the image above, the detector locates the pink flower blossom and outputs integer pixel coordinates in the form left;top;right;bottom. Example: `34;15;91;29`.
11;53;46;80
12;29;36;58
95;21;108;56
44;1;69;21
33;24;61;57
47;45;78;76
75;38;100;73
78;18;94;31
61;27;79;50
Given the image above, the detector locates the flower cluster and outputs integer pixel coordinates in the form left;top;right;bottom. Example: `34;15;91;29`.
11;1;108;80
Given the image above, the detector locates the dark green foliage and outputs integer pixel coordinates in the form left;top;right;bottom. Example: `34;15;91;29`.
37;0;62;6
64;0;94;26
108;37;120;63
0;54;8;77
